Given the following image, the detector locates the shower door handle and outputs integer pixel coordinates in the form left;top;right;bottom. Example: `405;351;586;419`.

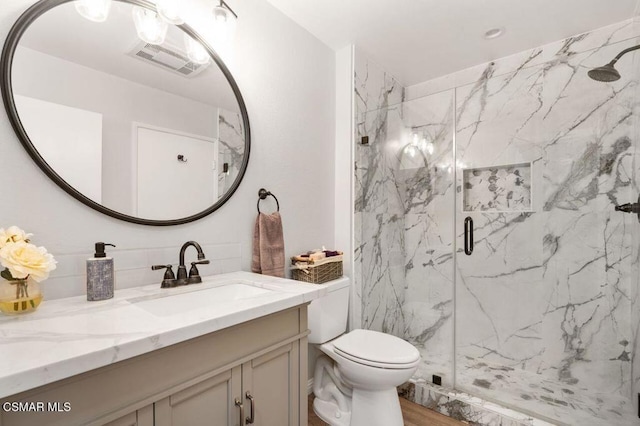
464;216;474;255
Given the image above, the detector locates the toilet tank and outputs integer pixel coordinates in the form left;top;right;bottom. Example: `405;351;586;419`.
308;277;350;344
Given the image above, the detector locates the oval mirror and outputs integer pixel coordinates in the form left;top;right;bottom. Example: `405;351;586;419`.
1;0;250;225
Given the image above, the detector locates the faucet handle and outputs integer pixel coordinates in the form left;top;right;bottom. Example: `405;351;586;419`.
152;264;176;288
188;260;210;284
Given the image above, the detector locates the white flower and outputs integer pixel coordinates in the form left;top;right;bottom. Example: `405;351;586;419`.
0;226;32;248
0;241;57;282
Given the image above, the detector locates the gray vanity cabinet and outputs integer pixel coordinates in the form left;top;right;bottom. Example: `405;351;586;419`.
154;367;241;426
154;341;301;426
0;306;308;426
241;341;301;426
104;406;153;426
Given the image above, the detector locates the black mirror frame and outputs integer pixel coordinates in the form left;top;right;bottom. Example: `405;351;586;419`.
0;0;251;226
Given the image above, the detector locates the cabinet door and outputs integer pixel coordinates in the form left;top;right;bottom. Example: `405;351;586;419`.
154;366;242;426
242;342;300;426
103;405;153;426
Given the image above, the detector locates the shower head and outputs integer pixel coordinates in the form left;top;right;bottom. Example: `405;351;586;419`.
587;61;620;82
587;44;640;82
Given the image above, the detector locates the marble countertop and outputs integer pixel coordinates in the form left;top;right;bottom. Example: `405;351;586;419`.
0;271;326;399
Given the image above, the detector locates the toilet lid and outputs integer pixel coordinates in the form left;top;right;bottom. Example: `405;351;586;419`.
332;329;420;366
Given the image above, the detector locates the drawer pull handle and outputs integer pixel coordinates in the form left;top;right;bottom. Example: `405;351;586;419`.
235;398;245;426
246;392;255;424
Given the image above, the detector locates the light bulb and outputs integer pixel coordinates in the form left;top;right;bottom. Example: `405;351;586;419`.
184;34;211;65
210;3;237;60
426;142;434;155
406;145;416;158
75;0;111;22
132;7;168;45
213;5;231;23
156;0;184;25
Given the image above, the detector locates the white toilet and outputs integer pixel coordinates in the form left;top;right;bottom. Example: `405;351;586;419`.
308;278;420;426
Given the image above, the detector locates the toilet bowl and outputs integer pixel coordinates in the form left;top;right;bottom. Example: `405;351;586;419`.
308;278;421;426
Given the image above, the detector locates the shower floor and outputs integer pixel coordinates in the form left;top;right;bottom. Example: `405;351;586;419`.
412;355;637;425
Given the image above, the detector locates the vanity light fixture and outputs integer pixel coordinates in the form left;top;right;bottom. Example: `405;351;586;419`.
156;0;184;25
132;6;168;45
74;0;112;22
184;34;211;65
211;0;238;52
213;0;238;25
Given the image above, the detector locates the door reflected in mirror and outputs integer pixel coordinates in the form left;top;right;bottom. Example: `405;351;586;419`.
3;0;250;224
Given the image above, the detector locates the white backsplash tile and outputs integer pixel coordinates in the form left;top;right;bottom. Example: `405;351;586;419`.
43;243;243;301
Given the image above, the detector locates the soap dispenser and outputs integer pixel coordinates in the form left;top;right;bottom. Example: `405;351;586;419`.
87;242;116;301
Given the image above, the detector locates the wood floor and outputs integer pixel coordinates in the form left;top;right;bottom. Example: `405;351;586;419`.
308;394;465;426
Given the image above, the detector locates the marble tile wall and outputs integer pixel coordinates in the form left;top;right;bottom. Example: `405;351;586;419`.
630;15;640;421
454;32;639;425
406;20;640;100
217;108;245;196
397;92;456;386
354;19;640;425
354;51;405;335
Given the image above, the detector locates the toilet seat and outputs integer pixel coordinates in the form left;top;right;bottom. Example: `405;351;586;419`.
332;329;420;369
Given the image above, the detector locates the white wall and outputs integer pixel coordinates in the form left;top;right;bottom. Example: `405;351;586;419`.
334;45;355;327
0;0;335;300
12;46;217;214
14;95;103;204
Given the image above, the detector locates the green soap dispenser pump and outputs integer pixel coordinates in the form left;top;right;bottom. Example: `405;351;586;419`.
87;242;116;301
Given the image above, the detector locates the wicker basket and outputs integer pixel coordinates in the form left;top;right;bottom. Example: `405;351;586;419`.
291;259;343;284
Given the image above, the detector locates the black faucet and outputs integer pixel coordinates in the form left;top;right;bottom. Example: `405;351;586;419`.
176;241;210;286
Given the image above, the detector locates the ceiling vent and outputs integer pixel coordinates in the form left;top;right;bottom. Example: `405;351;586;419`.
127;40;210;78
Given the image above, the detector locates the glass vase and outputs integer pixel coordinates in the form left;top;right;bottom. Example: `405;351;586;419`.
0;278;43;315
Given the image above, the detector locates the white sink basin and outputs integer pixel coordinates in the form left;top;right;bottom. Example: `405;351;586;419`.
133;283;274;317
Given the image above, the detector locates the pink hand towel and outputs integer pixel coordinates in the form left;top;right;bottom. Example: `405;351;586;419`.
251;212;285;277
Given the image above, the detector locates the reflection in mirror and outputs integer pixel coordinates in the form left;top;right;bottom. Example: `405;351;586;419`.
5;0;249;224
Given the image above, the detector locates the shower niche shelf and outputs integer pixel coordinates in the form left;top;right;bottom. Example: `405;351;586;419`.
462;162;532;213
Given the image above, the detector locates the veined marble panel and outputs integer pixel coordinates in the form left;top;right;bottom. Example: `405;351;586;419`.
631;28;640;416
351;211;363;330
355;104;406;215
406;19;640;100
217;108;244;195
355;19;640;426
404;243;454;386
354;53;406;331
539;39;637;402
395;92;455;216
354;47;404;114
454;34;638;425
355;106;406;333
455;63;544;170
395;91;456;386
359;212;405;336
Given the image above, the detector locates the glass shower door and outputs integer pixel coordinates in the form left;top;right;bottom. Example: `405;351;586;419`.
354;89;457;387
454;38;638;425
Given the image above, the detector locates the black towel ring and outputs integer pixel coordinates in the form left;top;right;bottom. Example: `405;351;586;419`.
257;188;280;213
